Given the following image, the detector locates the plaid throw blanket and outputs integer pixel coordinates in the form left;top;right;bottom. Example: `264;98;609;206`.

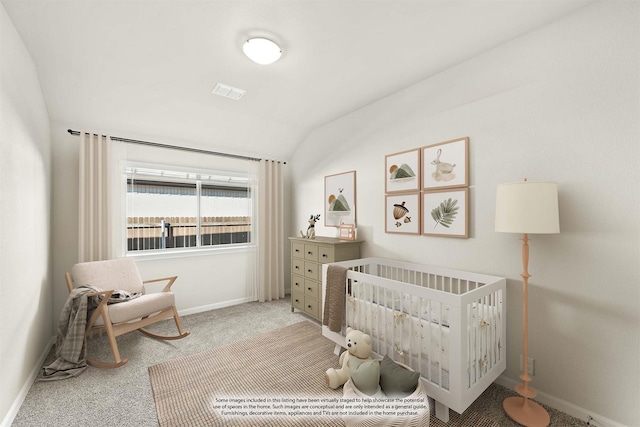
39;285;101;381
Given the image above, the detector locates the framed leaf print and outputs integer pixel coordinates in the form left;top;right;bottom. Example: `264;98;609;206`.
325;171;356;227
385;148;421;193
385;193;420;235
422;188;468;238
422;137;469;190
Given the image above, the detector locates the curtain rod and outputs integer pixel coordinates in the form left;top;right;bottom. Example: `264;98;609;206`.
67;129;285;164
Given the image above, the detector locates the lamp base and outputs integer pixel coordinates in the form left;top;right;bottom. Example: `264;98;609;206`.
503;396;550;427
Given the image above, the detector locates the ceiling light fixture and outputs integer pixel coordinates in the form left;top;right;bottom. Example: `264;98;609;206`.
243;37;282;65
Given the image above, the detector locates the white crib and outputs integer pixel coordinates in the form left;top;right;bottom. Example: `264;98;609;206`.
322;257;506;423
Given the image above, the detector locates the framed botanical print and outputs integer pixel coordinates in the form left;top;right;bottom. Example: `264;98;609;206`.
385;148;421;193
385;193;420;235
324;171;356;227
422;137;469;190
422;188;469;238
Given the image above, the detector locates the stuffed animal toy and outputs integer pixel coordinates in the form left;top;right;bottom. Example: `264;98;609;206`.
325;327;374;390
300;214;320;239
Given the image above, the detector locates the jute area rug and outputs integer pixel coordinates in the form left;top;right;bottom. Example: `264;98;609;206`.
149;320;500;427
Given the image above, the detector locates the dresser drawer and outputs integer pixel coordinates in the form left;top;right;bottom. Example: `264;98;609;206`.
291;258;304;275
304;278;320;299
304;261;319;280
318;246;335;263
304;244;319;262
303;296;320;318
292;242;305;259
291;274;304;294
291;291;305;311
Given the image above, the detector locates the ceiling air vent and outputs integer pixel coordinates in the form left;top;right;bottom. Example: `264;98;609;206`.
211;83;246;100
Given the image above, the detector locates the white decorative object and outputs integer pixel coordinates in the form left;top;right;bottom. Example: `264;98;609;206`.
300;214;320;239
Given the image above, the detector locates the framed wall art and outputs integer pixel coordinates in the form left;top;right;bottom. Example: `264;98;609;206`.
385;148;421;193
422;188;469;238
385;193;420;235
325;170;356;227
422;137;469;190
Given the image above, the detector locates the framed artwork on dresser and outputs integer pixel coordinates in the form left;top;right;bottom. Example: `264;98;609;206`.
324;170;356;227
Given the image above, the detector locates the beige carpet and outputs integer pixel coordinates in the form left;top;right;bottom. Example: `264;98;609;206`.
149;320;501;427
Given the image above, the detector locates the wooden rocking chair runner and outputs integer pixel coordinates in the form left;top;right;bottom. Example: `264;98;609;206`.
65;258;190;368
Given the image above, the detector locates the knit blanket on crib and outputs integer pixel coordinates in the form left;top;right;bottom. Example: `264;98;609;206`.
323;265;348;332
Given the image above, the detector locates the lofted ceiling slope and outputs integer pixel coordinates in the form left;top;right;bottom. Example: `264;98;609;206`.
2;0;594;160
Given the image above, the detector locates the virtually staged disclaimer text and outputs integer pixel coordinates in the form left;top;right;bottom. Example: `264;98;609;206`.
212;396;427;418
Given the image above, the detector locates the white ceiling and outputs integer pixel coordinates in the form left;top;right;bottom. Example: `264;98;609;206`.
2;0;594;160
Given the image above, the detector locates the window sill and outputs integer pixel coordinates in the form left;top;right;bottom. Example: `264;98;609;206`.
126;244;256;261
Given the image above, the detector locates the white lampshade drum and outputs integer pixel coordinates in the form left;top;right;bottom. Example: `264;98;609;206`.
495;181;559;234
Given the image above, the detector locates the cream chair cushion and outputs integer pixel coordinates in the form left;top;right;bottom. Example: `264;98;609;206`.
71;258;145;294
94;292;175;326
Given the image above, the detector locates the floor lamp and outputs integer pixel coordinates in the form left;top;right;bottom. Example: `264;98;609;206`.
495;179;559;427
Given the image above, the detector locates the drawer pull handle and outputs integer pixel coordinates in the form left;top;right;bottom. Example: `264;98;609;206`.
307;269;312;273
307;251;312;254
295;249;300;252
295;299;299;303
307;287;312;291
322;254;327;257
307;305;312;309
295;266;299;269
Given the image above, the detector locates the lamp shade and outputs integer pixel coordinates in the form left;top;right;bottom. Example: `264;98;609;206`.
495;181;559;234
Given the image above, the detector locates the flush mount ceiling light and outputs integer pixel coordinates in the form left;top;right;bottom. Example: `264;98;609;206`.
243;37;282;65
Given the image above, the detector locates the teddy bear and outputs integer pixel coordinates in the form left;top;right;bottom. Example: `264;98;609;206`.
325;327;379;393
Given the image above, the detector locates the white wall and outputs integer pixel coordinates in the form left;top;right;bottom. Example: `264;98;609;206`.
50;124;257;319
0;4;52;424
289;2;639;425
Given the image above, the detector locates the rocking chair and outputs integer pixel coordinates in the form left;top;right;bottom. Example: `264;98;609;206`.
65;257;190;368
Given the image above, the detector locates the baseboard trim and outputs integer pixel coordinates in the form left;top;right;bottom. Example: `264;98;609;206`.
1;336;55;427
177;297;253;317
495;375;626;427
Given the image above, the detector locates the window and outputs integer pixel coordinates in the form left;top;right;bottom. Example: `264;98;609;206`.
125;164;252;253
